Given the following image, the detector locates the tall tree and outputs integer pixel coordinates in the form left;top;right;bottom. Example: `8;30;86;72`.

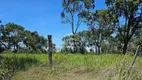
83;9;115;54
61;0;95;53
105;0;142;54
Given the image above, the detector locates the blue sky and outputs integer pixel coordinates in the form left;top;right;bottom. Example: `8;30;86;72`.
0;0;106;48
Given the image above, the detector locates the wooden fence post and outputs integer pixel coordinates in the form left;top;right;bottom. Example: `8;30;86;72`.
48;35;52;67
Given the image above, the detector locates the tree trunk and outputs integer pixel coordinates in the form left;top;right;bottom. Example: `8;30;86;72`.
72;35;77;53
123;41;128;54
95;46;98;54
14;43;16;53
73;39;76;53
98;46;101;54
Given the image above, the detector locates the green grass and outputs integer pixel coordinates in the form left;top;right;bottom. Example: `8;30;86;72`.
0;53;142;80
0;53;142;70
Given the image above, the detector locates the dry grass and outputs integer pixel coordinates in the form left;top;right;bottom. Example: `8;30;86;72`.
12;66;118;80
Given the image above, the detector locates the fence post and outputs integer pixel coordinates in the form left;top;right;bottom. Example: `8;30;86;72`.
48;35;52;67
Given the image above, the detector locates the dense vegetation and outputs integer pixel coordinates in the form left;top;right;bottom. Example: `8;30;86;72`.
0;53;142;80
0;21;56;53
0;0;142;80
0;0;142;54
61;0;142;54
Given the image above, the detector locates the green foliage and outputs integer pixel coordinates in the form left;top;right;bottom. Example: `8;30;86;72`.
0;54;42;80
0;53;141;80
105;0;142;54
0;21;53;53
62;34;87;54
22;30;48;53
61;0;95;53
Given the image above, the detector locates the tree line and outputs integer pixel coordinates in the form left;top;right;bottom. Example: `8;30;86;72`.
61;0;142;54
0;21;56;53
0;0;141;54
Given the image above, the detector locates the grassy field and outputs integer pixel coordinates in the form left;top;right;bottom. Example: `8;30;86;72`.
0;53;142;80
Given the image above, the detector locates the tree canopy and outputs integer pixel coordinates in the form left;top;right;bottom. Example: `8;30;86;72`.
61;0;142;54
0;21;56;53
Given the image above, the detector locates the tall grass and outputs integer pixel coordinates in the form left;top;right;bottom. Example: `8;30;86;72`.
0;53;142;80
1;53;142;69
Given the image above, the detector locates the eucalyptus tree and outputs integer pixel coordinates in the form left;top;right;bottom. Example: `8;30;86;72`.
61;0;95;53
105;0;142;54
62;33;87;54
78;30;96;53
0;21;49;53
23;30;48;53
1;23;25;52
82;9;116;54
